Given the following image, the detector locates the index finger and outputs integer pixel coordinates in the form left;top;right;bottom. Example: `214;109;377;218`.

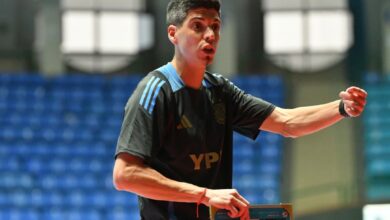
233;191;250;206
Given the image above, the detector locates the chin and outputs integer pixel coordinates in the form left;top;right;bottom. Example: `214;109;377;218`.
205;56;215;66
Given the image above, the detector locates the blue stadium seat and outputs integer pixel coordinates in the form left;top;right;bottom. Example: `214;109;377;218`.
45;191;66;207
48;158;68;173
9;190;31;207
27;157;45;173
39;174;60;190
88;192;108;208
0;192;7;206
259;146;281;159
256;161;281;174
0;156;20;171
43;208;67;220
31;189;46;208
89;158;105;172
366;159;390;176
66;190;91;207
233;146;255;158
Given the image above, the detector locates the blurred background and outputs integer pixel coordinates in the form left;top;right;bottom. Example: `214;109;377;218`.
0;0;389;219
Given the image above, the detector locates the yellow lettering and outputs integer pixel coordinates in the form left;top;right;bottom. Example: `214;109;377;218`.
190;154;204;170
205;152;219;169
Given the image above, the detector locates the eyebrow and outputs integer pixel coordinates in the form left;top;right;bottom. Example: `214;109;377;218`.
189;16;221;23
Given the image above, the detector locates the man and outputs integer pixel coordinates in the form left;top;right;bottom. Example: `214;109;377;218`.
113;0;367;219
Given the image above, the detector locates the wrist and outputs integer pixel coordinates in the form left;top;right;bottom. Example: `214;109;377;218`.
201;188;210;205
339;100;350;118
197;188;208;205
196;188;207;218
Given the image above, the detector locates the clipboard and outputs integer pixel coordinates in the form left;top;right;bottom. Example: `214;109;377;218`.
210;204;293;220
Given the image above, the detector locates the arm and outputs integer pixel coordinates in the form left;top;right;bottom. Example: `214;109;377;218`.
260;86;367;138
113;153;250;218
113;153;204;202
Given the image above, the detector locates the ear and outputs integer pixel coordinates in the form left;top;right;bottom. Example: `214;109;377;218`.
167;25;178;45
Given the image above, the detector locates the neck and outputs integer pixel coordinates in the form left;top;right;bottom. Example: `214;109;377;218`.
171;56;206;90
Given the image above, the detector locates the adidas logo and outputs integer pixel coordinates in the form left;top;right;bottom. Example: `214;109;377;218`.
177;115;193;129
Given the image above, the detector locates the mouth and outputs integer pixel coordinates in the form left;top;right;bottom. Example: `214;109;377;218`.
202;47;215;55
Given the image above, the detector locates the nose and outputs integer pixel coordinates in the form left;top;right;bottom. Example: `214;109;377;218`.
204;27;216;43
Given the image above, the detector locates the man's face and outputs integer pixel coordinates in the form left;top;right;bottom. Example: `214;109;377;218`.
171;8;221;66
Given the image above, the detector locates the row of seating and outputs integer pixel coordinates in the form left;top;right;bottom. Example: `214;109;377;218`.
0;113;123;128
0;141;112;156
0;190;137;208
0;158;113;173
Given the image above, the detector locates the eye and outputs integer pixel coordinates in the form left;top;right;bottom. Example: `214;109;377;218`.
211;23;220;32
192;22;205;32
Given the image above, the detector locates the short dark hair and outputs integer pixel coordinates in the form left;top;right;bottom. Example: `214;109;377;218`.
166;0;221;26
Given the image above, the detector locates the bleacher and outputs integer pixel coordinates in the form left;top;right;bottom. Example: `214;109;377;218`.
364;73;390;201
0;73;284;219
